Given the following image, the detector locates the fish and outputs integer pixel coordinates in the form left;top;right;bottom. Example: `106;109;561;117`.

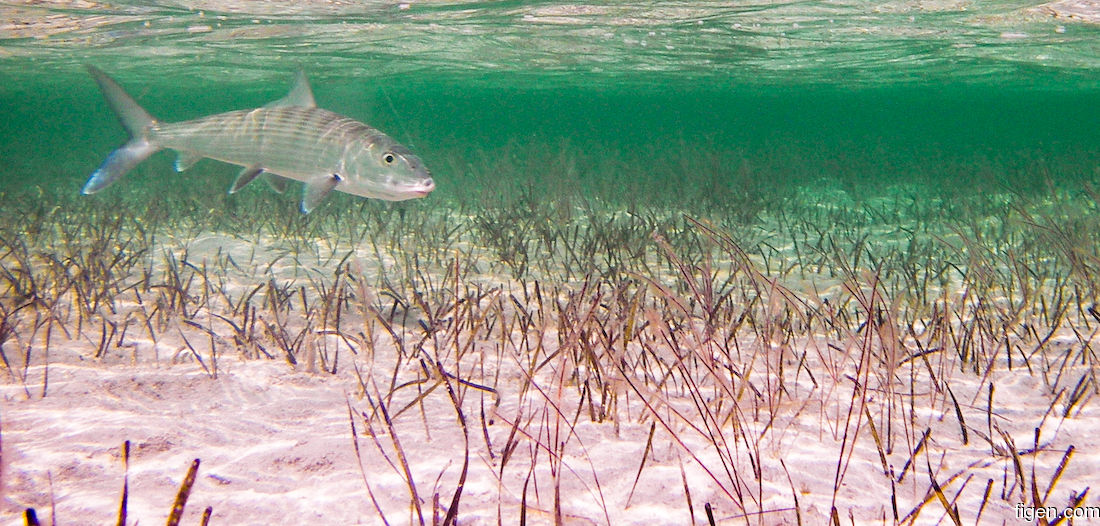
82;66;435;213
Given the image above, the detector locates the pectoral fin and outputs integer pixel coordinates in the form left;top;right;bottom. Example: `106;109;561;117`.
229;164;264;194
300;173;341;214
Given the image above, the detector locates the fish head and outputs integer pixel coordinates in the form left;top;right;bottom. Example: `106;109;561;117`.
342;137;434;201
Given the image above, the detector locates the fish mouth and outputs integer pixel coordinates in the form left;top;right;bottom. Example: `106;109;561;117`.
381;179;434;200
405;178;435;198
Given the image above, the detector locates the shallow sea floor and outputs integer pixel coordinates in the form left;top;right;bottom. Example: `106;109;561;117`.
1;180;1098;524
3;343;1094;524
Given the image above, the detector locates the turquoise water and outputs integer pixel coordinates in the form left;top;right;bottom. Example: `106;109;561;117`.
4;76;1100;204
3;1;1100;210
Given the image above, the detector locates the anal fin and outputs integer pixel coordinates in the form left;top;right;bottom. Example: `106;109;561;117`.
174;151;203;172
264;174;291;194
229;164;264;194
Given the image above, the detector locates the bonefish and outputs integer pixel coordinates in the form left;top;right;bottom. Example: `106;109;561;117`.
83;66;435;213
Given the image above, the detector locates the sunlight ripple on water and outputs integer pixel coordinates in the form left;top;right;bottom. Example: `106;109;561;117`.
1;0;1099;87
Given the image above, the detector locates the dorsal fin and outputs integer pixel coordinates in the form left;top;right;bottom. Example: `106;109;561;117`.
265;70;316;108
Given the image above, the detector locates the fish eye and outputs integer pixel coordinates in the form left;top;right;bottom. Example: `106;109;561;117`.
382;152;396;164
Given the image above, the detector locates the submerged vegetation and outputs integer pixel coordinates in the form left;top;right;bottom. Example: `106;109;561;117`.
2;113;1099;522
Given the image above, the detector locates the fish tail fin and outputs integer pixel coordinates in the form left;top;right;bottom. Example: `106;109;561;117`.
87;65;156;137
82;66;161;194
83;139;160;194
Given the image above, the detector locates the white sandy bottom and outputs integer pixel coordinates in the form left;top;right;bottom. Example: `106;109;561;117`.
3;361;368;523
3;344;1098;525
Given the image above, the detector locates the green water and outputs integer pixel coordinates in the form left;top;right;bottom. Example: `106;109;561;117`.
3;77;1099;219
3;0;1100;209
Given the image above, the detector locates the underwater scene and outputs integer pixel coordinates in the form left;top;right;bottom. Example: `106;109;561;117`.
2;1;1100;524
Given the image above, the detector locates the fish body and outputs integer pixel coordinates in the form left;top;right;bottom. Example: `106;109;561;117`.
83;66;434;212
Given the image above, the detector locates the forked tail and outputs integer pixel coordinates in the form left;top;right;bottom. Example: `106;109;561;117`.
82;66;161;194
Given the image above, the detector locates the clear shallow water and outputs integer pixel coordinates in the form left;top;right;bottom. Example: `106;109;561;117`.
3;5;1100;523
3;72;1098;213
3;1;1099;192
3;0;1100;88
